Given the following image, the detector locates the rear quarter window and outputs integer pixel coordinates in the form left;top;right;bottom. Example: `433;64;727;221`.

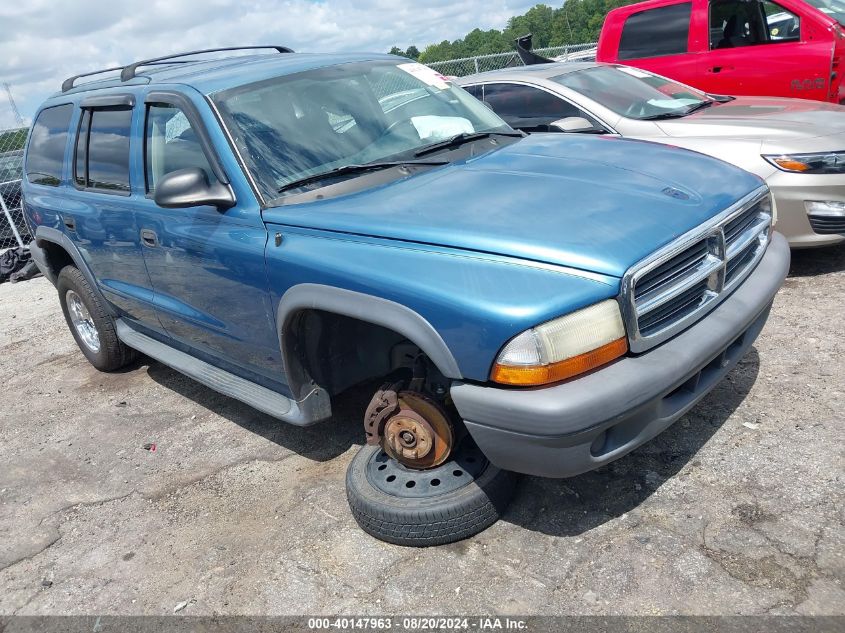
26;104;73;186
618;3;692;60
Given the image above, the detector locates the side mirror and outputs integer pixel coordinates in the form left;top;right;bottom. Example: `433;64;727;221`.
153;168;235;210
549;117;597;133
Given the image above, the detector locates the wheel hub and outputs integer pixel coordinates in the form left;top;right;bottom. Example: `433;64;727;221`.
66;290;100;353
364;386;454;469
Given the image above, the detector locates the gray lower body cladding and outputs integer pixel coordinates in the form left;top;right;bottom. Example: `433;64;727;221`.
451;231;791;479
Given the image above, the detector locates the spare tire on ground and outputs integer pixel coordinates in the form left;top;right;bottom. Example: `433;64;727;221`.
345;438;517;547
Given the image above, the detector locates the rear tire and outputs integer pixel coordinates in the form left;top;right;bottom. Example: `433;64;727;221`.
57;265;137;371
346;441;516;546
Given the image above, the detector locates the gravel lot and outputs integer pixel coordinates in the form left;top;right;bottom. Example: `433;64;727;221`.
0;243;843;617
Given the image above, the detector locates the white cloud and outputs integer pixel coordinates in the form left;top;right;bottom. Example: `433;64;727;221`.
0;0;539;127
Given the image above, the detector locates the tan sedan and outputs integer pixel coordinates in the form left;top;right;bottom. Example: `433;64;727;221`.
458;63;845;248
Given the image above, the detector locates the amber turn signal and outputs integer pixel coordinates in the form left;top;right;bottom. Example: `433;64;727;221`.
771;157;810;172
491;336;628;386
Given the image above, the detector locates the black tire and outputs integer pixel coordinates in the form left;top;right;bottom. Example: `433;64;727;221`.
346;442;517;547
57;265;137;372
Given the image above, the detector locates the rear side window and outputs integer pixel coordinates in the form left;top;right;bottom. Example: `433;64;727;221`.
462;84;483;99
481;83;583;130
26;104;73;186
75;107;132;194
618;3;692;60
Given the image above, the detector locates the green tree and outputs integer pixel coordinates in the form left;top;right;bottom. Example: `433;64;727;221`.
405;46;420;59
411;1;640;63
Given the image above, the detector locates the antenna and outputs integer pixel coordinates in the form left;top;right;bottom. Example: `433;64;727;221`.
2;83;24;127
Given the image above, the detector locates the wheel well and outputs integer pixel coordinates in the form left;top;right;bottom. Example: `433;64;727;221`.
284;309;448;399
39;240;74;279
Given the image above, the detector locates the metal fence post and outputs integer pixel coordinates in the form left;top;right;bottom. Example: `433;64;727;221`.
474;58;480;74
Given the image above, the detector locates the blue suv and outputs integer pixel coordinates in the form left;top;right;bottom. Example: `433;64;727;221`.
23;47;790;546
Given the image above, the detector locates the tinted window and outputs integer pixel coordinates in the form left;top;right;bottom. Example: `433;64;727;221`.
462;84;483;99
26;104;73;186
145;104;214;193
74;110;90;188
75;107;132;193
482;83;582;130
619;3;692;60
711;0;800;49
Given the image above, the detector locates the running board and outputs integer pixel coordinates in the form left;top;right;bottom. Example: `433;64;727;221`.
115;320;317;425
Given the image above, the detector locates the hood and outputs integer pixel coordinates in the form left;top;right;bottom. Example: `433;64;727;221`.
263;134;764;278
656;97;845;142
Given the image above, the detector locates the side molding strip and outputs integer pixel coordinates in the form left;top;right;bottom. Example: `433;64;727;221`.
116;320;324;426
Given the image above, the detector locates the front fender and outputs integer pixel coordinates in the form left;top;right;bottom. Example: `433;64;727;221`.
266;227;620;383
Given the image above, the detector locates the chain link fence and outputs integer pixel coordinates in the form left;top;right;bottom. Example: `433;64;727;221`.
427;42;597;77
0;126;30;252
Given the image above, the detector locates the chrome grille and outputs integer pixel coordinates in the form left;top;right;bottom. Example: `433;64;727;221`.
622;187;772;353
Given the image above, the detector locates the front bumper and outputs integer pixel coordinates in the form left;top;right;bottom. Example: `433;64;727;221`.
451;232;790;478
768;170;845;248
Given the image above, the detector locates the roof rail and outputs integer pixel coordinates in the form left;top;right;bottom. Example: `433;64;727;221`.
120;46;294;82
62;65;126;93
61;46;294;93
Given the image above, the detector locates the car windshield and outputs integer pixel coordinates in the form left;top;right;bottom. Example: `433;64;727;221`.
551;65;711;120
212;61;511;201
803;0;845;25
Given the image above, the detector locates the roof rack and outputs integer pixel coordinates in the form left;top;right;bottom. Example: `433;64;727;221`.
62;65;126;93
61;46;294;93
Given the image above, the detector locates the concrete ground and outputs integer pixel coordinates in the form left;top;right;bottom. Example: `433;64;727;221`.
0;245;843;616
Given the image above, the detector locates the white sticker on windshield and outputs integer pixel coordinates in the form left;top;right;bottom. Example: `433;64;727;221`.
617;66;652;79
411;115;473;141
646;98;700;108
398;63;450;89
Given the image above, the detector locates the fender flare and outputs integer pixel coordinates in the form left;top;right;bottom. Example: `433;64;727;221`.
33;226;117;316
277;284;463;399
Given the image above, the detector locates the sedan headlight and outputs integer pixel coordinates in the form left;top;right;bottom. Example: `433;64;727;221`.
763;151;845;174
491;299;628;386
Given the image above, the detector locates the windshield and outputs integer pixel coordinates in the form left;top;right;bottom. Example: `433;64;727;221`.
213;61;510;200
551;65;711;120
803;0;845;25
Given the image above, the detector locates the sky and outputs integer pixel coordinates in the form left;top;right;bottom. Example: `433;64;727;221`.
0;0;540;128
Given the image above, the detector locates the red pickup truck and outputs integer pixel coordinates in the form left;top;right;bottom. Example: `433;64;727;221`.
597;0;845;104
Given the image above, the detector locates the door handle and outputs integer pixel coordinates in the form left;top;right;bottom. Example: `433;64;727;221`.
140;229;158;247
63;216;76;231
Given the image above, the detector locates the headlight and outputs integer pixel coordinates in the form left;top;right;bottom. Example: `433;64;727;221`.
491;299;628;386
763;151;845;174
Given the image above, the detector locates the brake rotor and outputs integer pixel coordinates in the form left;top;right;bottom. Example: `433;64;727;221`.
364;387;454;470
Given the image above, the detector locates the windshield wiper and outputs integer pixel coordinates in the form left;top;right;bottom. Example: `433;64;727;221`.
637;111;691;121
413;130;525;157
682;100;716;115
277;160;447;194
639;100;717;121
